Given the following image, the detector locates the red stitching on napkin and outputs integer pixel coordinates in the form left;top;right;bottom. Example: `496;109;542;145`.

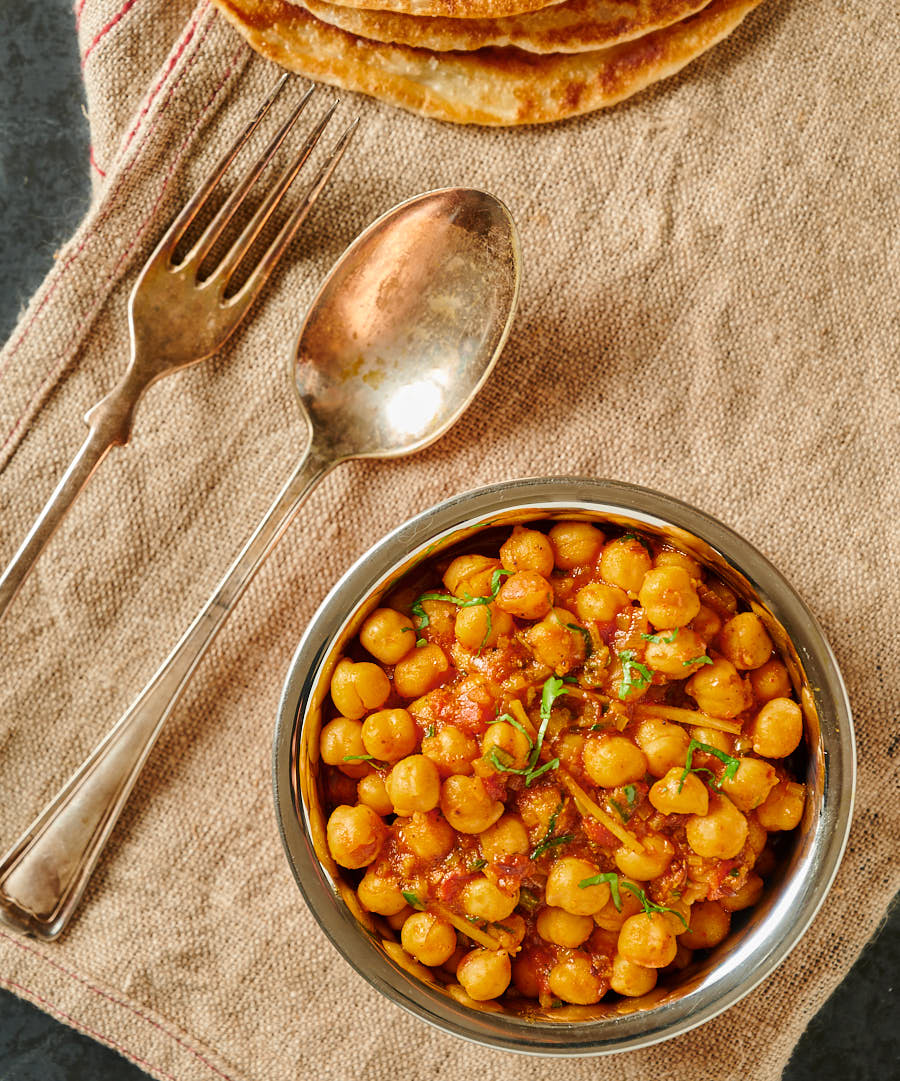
74;0;88;31
122;1;209;154
89;145;107;178
81;0;143;68
0;933;237;1081
0;977;179;1081
0;35;241;458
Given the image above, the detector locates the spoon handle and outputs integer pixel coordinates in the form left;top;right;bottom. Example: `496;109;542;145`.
0;446;333;940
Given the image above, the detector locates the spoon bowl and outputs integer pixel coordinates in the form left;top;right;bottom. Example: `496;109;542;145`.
295;188;520;460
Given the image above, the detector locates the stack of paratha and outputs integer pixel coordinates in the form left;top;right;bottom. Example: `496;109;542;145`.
213;0;763;124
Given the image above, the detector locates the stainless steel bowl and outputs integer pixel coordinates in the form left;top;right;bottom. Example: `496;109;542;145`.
273;477;855;1055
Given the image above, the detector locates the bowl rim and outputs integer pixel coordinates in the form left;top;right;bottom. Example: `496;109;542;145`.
273;476;856;1055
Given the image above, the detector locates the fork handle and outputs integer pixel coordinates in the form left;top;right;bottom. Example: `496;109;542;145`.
0;368;147;621
0;445;333;939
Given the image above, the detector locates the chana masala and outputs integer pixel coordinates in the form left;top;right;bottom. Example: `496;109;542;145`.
318;521;807;1009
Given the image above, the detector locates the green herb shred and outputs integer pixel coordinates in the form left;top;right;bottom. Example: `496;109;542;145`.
682;654;713;667
617;650;653;700
678;739;741;792
620;882;688;929
401;890;423;909
641;629;679;644
577;872;622;910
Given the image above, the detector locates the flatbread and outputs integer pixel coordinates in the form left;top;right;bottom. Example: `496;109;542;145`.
293;0;714;55
212;0;764;126
290;0;571;19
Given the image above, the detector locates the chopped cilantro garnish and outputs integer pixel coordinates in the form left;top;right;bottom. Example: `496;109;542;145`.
529;833;573;860
401;890;423;909
624;784;637;806
577;872;621;909
621;882;688;929
342;754;375;762
566;622;593;657
468;858;487;872
641;629;679;644
411;569;512;652
424;724;436;739
529;799;571;859
617;650;652;700
608;797;631;823
683;654;713;667
678;739;741;792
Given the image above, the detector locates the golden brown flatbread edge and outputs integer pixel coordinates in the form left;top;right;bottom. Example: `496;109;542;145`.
293;0;714;56
212;0;765;126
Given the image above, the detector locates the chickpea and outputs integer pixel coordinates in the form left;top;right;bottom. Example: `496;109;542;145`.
545;857;610;916
750;658;792;703
457;949;511;1001
485;914;526;953
319;717;368;777
689;725;733;754
644;627;708;677
454;602;514;650
618;912;677;968
359;608;416;665
548;952;606;1005
385;906;414;932
638;566;701;629
482;720;531;771
357;772;393;816
685;794;748;859
756;780;806;831
361;708;417;763
386;755;441;815
401;912;457;967
512;949;543;998
357;867;408;915
749;697;803;758
461;876;519;922
743;811;767;858
440;775;504;834
610;953;658;997
326;804;387;869
582;735;648;788
555;731;587;774
324;768;359;806
600;536;653;594
421;724;478;777
721;873;764;912
649;767;709;816
666;942;694;972
443;554;501;597
330;659;391;720
718;612;773;670
415;597;457;638
536;906;594;948
661;899;691;936
691;604;723;641
393;643;450;699
685;658;751;719
592;878;644;930
635;718;691;778
495;571;553;620
516;784;568;835
720;757;779;811
614;832;674;881
655;549;702;579
397;810;456;860
575;581;629;624
479;814;529;860
548;521;605;570
680;901;730;950
499;525;555;576
524;607;586;674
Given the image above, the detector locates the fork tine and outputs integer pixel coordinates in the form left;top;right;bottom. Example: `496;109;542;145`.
211;102;341;288
155;73;291;261
182;86;316;269
230;120;360;306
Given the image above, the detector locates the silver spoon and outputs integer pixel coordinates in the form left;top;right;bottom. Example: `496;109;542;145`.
0;187;521;940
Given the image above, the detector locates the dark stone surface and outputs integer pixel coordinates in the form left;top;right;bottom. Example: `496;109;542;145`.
0;2;897;1079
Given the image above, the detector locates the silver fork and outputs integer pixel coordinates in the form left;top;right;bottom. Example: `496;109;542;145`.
0;75;356;620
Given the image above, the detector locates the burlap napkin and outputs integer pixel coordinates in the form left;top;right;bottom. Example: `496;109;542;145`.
1;1;897;1078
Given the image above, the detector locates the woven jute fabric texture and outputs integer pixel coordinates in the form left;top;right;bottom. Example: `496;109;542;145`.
1;1;897;1079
